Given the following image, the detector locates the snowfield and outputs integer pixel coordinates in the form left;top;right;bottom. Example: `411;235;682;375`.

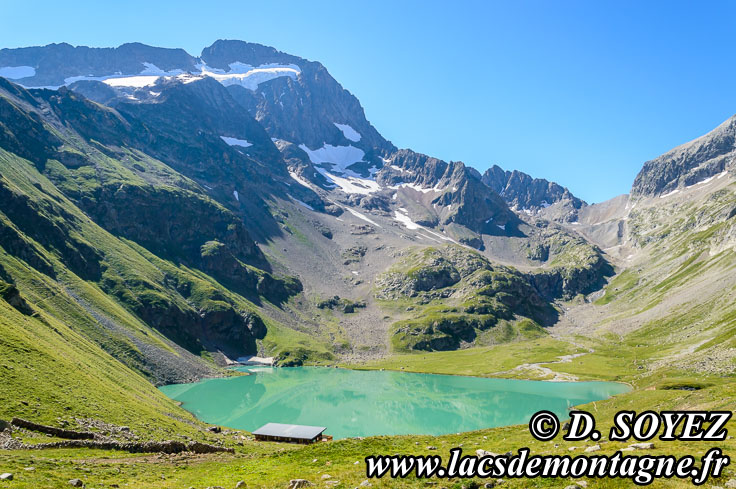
321;171;380;195
47;60;299;91
393;209;457;243
220;136;253;148
197;62;300;91
297;143;382;194
333;123;362;142
394;210;420;230
103;76;162;88
289;171;313;189
298;143;365;171
346;208;381;227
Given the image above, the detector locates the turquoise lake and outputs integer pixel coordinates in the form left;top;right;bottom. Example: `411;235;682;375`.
159;367;629;439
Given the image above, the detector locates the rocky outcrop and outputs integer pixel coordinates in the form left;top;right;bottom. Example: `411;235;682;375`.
11;418;94;440
379;149;517;240
0;178;102;281
631;114;735;197
526;225;614;299
376;246;557;351
0;79;61;166
0;280;33;316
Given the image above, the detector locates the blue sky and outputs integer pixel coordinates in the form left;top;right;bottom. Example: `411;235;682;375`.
2;0;736;203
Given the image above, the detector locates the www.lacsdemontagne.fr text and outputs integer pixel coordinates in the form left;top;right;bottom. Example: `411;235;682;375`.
365;447;729;485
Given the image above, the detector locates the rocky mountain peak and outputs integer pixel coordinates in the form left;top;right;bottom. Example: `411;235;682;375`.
481;164;584;213
631;114;736;197
200;39;302;69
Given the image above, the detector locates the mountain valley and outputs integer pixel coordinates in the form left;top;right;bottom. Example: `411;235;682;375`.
0;39;734;488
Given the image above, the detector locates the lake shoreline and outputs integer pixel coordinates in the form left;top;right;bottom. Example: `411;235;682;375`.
159;366;630;440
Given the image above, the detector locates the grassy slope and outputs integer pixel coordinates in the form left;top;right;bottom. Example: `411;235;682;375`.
0;298;206;441
0;150;219;438
0;148;332;437
357;337;583;377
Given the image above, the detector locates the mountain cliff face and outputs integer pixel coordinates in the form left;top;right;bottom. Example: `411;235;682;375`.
631;115;736;197
205;40;393;155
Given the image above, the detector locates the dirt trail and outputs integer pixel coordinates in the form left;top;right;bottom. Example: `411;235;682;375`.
511;303;598;381
511;349;591;382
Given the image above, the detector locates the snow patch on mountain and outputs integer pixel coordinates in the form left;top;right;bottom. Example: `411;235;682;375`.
333;123;361;142
659;189;680;199
220;136;253;148
0;66;35;79
394;209;457;243
389;182;442;194
292;198;314;210
103;76;162;88
297;143;380;194
686;170;728;189
53;60;298;91
289;170;313;189
140;62;183;76
346;208;381;227
321;171;380;195
197;62;300;91
298;143;365;170
65;63;183;87
394;210;420;230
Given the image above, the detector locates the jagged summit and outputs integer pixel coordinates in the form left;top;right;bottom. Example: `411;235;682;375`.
481;164;585;211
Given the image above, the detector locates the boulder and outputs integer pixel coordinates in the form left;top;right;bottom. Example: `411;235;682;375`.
68;479;84;487
236;481;246;488
584;445;600;452
629;442;654;450
0;473;13;481
288;480;311;489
